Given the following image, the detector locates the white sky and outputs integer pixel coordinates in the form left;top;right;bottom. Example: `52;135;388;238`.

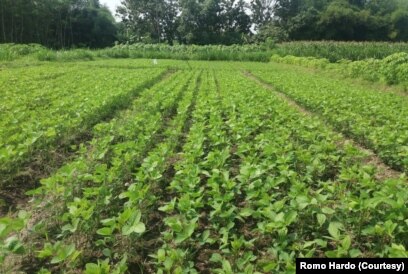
100;0;121;15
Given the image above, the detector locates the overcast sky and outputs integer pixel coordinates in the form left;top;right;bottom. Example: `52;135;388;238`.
100;0;121;15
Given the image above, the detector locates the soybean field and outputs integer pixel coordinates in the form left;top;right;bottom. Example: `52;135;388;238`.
1;59;407;273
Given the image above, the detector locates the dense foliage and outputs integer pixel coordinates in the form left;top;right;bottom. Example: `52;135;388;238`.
118;0;251;45
269;0;408;42
4;41;408;64
0;60;407;273
0;43;273;62
0;0;117;48
2;0;408;48
271;41;408;61
117;0;408;44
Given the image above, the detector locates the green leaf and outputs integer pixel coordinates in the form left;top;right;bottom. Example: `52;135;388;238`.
97;227;114;236
175;220;196;244
101;218;116;227
222;260;233;273
342;235;351;250
37;269;52;274
303;241;316;248
0;223;8;238
315;239;327;248
317;214;326;227
50;243;75;264
284;210;297;225
164;257;173;271
62;219;79;233
296;196;310;210
328;222;343;240
118;208;132;225
132;222;146;233
5;236;25;254
210;253;223;263
102;248;112;257
325;250;338;257
37;243;53;259
349;248;362;258
122;222;145;236
239;208;253;217
164;216;182;232
85;259;111;274
157;249;166;262
263;262;278;272
158;203;174;212
85;263;100;274
322;207;335;214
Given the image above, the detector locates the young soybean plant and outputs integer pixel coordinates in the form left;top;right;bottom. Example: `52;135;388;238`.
6;70;190;272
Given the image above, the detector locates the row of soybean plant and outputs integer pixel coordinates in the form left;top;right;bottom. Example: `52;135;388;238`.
0;70;198;273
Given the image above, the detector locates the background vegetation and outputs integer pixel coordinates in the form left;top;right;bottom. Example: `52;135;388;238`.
3;41;408;63
271;52;408;89
0;43;273;62
0;0;117;48
2;0;408;49
271;41;408;61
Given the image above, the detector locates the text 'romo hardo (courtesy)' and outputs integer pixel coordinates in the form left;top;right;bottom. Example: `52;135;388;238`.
296;258;406;273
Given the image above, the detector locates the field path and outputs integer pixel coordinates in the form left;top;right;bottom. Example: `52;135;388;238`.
243;70;403;181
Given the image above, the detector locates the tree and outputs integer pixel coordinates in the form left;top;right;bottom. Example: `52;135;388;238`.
317;1;360;40
274;0;302;25
175;0;250;44
250;0;274;29
254;23;289;43
2;0;408;46
0;0;117;48
162;0;179;44
71;4;117;47
177;0;201;44
177;0;224;44
390;9;408;41
287;8;321;40
117;0;178;43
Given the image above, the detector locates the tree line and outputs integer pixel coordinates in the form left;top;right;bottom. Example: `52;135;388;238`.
0;0;116;48
119;0;408;44
1;0;408;48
